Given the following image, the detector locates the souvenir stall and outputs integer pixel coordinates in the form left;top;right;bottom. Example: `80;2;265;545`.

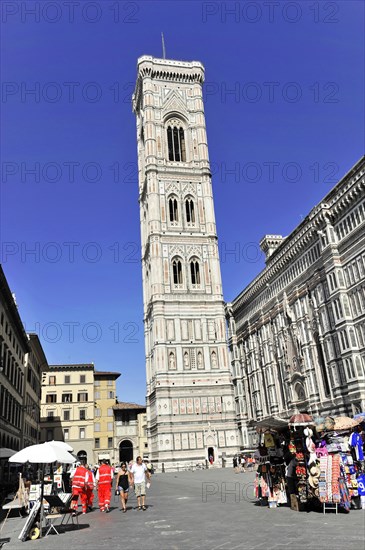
315;416;365;513
287;412;318;511
253;417;289;508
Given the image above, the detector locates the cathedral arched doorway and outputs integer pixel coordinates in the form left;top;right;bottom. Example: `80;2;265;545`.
119;440;133;463
208;447;215;464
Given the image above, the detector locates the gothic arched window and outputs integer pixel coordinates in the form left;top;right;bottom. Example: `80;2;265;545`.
167;123;186;162
185;197;195;224
190;259;200;286
172;258;183;286
168;196;178;224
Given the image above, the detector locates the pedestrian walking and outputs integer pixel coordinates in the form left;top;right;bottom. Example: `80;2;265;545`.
85;464;95;511
70;461;88;515
96;459;113;513
130;456;151;511
116;462;132;513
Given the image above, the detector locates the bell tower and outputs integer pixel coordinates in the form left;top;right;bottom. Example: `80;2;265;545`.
132;56;239;468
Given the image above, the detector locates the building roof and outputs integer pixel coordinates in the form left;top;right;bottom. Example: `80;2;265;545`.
94;371;121;379
48;363;94;370
230;155;365;310
113;402;146;411
0;265;29;351
28;333;48;371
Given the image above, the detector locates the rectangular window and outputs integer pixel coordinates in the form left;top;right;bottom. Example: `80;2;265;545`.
107;408;113;417
46;429;54;441
94;380;100;387
64;428;69;440
47;410;54;420
107;422;113;431
64;375;70;384
78;392;88;402
62;393;72;403
49;376;56;386
80;375;86;384
64;410;70;421
108;437;113;448
95;438;100;449
108;391;114;399
46;394;57;403
108;379;113;386
95;408;101;417
95;391;100;399
80;428;85;439
79;409;86;420
94;423;100;432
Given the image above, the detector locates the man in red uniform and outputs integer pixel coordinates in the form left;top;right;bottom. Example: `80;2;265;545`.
96;459;113;512
70;461;88;514
85;464;95;511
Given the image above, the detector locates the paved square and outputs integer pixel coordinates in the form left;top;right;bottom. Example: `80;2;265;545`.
1;469;364;550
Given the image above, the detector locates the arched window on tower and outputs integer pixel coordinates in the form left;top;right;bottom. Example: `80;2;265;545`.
185;197;195;225
190;259;201;287
167;123;186;162
168;196;179;224
172;258;183;287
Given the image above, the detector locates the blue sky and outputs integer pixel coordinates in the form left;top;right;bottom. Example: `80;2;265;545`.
1;1;364;404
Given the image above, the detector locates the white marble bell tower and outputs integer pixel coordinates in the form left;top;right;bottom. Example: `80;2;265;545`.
132;55;239;469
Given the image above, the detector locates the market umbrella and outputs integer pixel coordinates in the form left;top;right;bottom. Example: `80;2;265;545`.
288;412;314;427
333;416;361;431
8;443;75;540
9;442;75;464
0;447;17;459
48;440;74;452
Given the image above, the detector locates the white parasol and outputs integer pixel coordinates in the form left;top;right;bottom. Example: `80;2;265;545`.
48;440;74;452
9;442;76;464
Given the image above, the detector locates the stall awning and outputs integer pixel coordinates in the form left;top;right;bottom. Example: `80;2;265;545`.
253;416;288;431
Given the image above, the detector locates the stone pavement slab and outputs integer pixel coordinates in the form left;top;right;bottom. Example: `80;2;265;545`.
1;469;364;550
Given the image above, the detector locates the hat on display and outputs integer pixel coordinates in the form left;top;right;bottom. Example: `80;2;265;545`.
308;476;319;488
304;427;313;437
309;464;319;477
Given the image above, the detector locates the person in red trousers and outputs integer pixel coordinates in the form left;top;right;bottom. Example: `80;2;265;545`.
70;461;88;515
85;464;95;511
96;459;113;512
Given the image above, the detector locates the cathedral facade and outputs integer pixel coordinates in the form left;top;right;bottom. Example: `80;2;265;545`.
132;56;239;469
226;157;365;449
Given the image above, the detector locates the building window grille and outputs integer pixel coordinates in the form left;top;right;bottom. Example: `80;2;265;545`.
78;392;88;402
185;197;195;224
46;394;56;403
62;393;72;403
190;260;201;286
172;259;183;287
168;197;179;224
167;125;186;162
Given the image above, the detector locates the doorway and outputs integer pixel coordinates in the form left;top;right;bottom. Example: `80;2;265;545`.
208;447;215;464
119;440;133;463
